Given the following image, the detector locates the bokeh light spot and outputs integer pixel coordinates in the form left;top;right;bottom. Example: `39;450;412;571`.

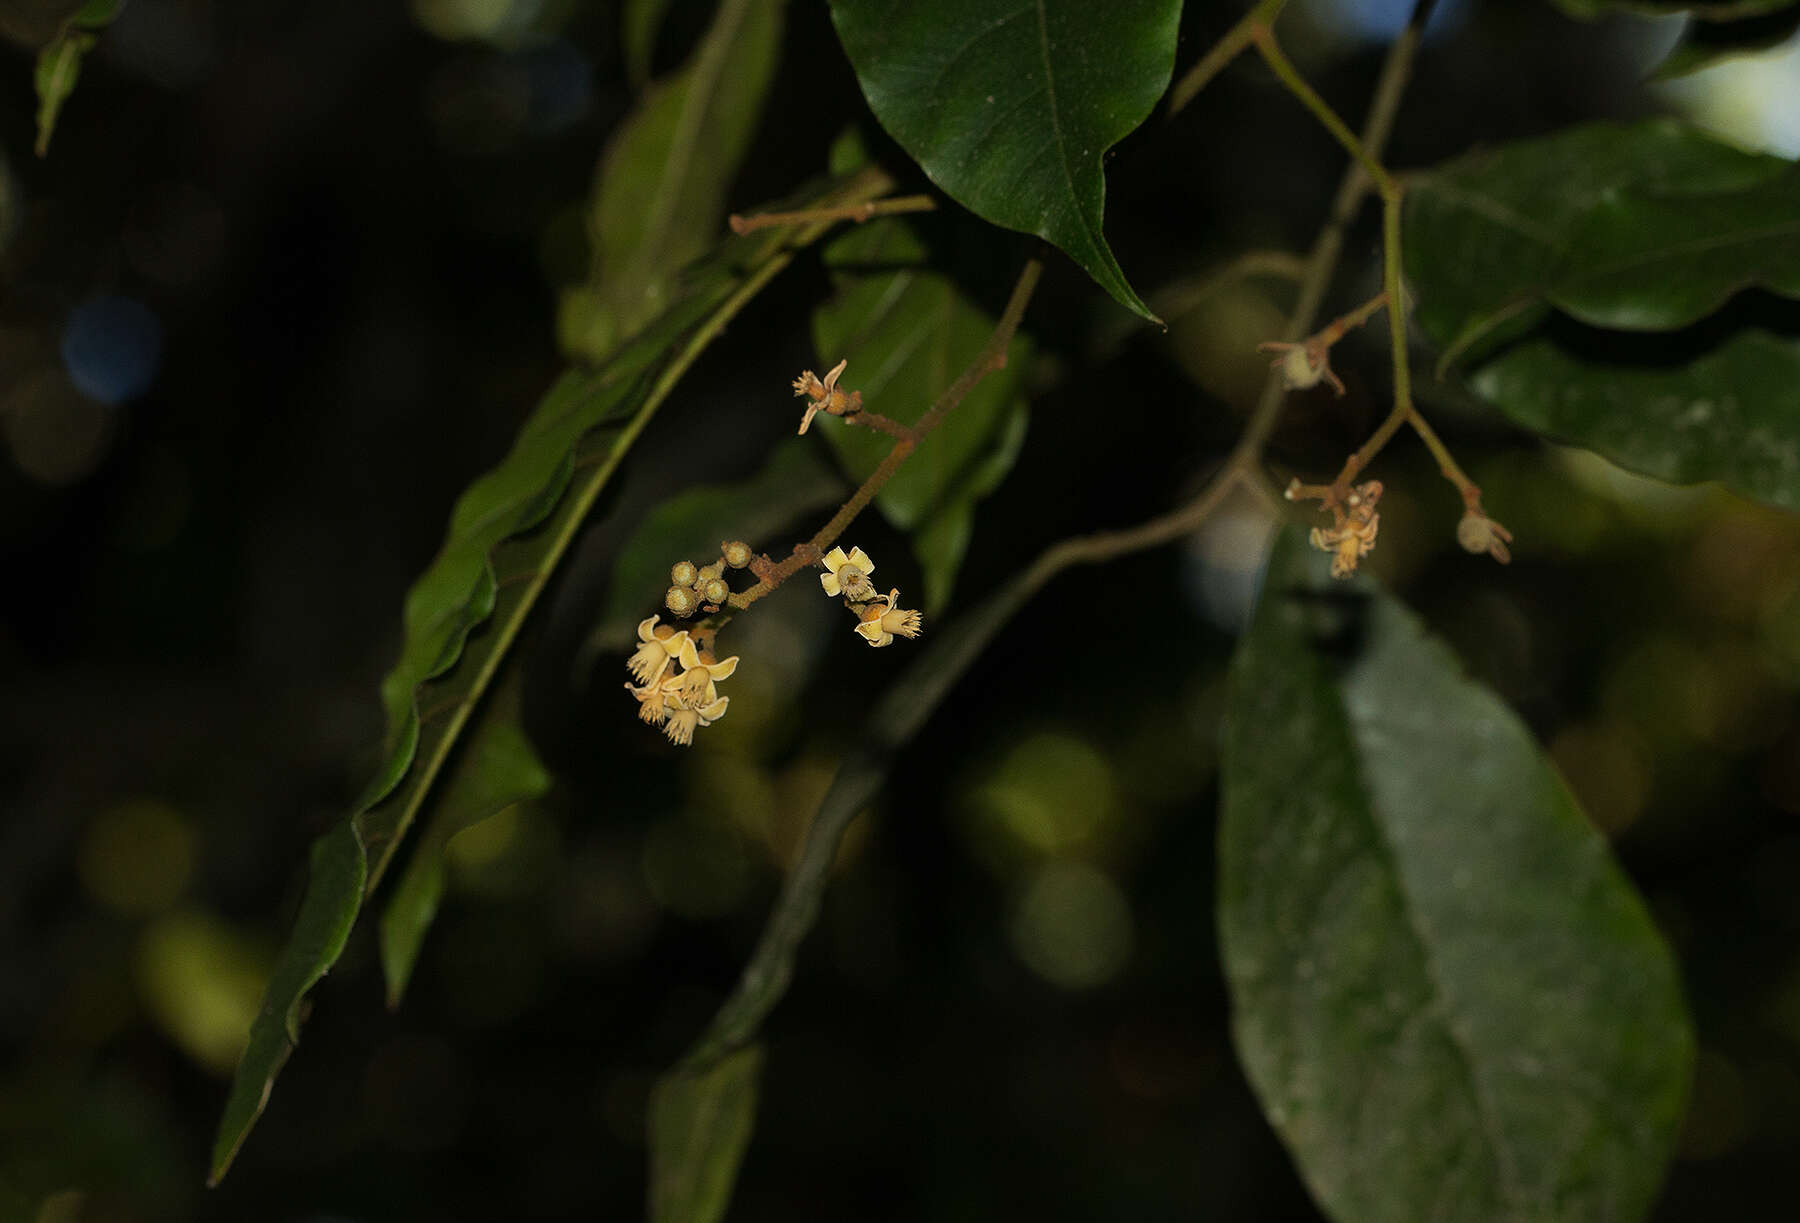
970;732;1116;857
79;800;195;915
4;366;111;486
1010;862;1134;990
61;296;164;405
135;911;268;1074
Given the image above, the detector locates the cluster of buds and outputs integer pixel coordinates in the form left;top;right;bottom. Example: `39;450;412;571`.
793;358;862;435
623;617;740;746
664;540;758;619
1288;478;1385;579
820;546;922;647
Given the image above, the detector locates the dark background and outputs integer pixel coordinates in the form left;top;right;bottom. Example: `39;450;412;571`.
4;1;1800;1218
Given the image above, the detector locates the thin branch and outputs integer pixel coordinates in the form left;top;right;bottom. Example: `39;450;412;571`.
727;257;1044;611
729;194;937;235
1166;0;1290;116
1251;25;1400;202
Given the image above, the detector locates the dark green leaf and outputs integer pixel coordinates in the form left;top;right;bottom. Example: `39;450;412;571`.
1404;119;1800;368
208;170;891;1185
1219;531;1693;1223
623;0;677;86
1472;326;1800;510
1649;7;1800;80
1549;0;1793;17
593;439;845;656
377;685;550;1009
33;28;94;157
562;0;784;363
811;217;1031;605
208;822;365;1185
649;1045;765;1223
828;0;1180;321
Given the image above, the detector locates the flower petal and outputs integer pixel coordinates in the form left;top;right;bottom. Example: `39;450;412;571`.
705;655;739;681
820;572;842;597
822;546;848;573
677;639;702;670
699;695;729;721
636;616;659;643
847;547;872;574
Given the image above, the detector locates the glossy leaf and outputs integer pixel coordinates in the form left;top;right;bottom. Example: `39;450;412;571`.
828;0;1180;321
1219;532;1693;1223
377;686;550;1009
649;1045;765;1223
207;822;365;1185
1472;326;1800;510
811;217;1031;606
1404;119;1800;368
593;439;845;655
1648;6;1800;80
562;0;785;362
208;170;891;1186
34;29;94;156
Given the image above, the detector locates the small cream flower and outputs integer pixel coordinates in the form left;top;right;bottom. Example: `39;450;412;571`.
854;588;923;648
627;616;689;685
663;695;729;746
819;545;876;601
661;639;740;708
793;358;859;435
624;681;668;726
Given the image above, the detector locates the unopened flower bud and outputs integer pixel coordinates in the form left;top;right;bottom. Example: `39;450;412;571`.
665;585;699;617
701;577;730;605
670;560;698;587
696;561;725;583
1457;509;1514;564
722;540;753;569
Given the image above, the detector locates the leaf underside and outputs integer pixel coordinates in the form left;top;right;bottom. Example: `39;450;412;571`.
649;1045;765;1223
827;0;1181;322
1219;532;1693;1223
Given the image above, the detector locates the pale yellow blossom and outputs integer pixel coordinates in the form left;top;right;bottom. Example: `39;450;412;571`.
664;695;729;745
854;588;923;648
819;545;876;601
627;616;689;685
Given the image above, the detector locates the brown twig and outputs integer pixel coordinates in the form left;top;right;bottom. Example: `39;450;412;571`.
729;194;937;235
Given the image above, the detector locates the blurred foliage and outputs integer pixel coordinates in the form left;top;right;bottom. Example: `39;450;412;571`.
6;1;1800;1221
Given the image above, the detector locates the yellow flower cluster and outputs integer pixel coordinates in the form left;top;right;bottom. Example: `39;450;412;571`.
623;616;739;746
820;547;922;648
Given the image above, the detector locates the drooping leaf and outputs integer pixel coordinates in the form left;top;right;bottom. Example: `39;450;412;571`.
1219;531;1693;1223
1404;119;1800;368
30;0;123;157
208;169;892;1186
207;822;365;1185
827;0;1180;322
1471;325;1800;510
378;683;550;1009
1648;6;1800;80
591;439;846;658
811;217;1031;606
649;1045;765;1223
562;0;785;362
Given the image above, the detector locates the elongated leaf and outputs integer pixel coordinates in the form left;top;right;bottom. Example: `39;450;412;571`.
1219;532;1693;1223
1649;6;1800;80
811;217;1031;604
378;685;550;1009
593;439;845;655
34;29;93;156
209;169;892;1186
1472;326;1800;510
1404;120;1800;368
563;0;785;362
649;1044;765;1223
208;822;364;1185
828;0;1179;322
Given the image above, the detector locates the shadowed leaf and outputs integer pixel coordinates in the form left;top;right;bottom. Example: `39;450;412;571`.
1219;531;1693;1223
1647;6;1800;80
828;0;1180;321
649;1045;765;1223
378;685;550;1009
1404;119;1800;369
